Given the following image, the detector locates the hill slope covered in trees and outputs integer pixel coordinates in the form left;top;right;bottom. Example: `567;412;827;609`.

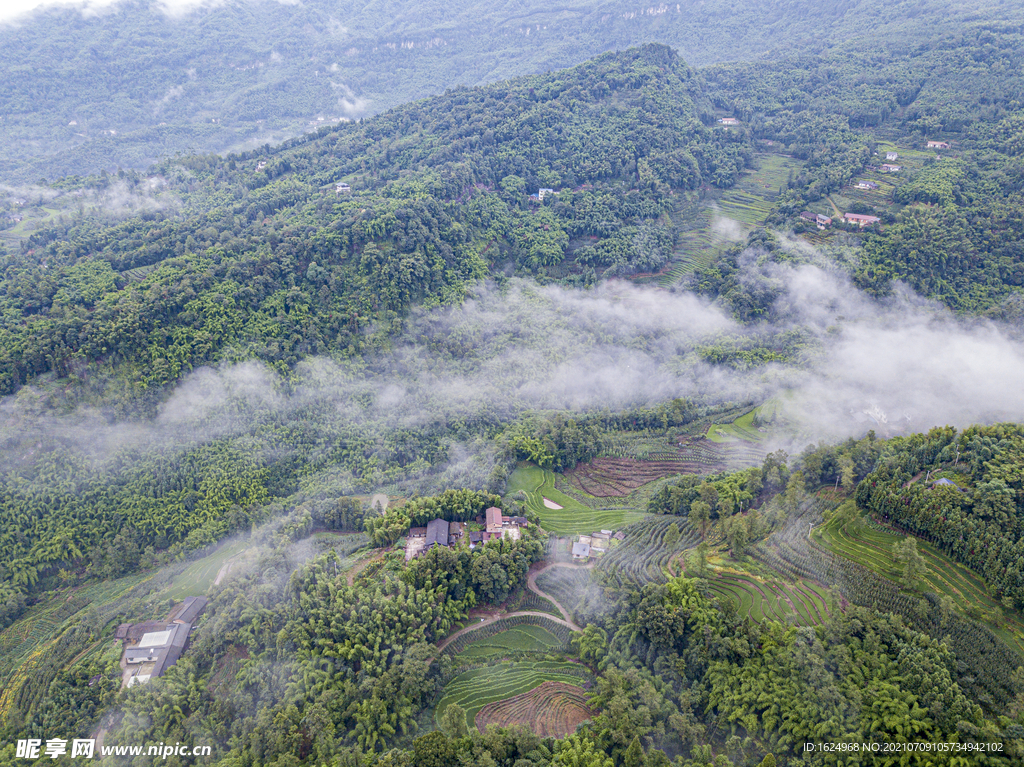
1;0;1020;182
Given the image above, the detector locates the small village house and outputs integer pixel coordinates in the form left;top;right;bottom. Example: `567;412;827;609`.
425;518;449;550
927;140;950;149
485;506;503;540
800;212;832;229
844;213;881;227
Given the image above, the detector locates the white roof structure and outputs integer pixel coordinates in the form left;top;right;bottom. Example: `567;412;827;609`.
138;630;172;648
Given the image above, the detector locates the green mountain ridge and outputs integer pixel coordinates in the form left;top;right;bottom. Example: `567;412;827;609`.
1;0;1020;183
3;14;1024;763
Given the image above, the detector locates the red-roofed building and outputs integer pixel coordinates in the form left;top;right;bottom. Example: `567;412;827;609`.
844;213;881;227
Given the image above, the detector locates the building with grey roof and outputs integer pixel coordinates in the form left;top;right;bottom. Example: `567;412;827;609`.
425;518;449;549
121;597;207;687
572;542;591;561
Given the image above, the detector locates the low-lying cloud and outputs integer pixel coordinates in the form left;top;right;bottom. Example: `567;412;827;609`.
3;253;1024;488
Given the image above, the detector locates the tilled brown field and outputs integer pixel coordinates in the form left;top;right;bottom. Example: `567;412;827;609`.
474;681;595;738
566;454;725;497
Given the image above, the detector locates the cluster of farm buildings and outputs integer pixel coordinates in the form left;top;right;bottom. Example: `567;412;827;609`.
115;596;207;687
571;529;624;563
404;507;529;561
797;140;952;230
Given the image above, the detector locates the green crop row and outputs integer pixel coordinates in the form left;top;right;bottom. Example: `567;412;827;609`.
434;660;592;731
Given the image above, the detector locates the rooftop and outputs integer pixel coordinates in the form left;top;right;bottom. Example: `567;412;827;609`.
426;518;449;548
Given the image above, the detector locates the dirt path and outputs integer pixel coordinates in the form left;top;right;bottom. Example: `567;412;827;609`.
527;562;592;632
213;558;235;587
435;609;580;654
68;639;102;666
347;551;386;587
903;470;926;488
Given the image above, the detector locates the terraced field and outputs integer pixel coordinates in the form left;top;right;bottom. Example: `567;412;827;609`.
815;515;1024;654
475;681;595;737
715;153;805;225
748;496;1024;711
599;517;703;587
506;590;563;618
0;571;153;725
535;568;605;621
656;152;804;285
441;615;574;658
434;660;593;733
121;264;158;282
566;448;725;497
457;624;564;660
658;221;733;285
506;464;646;535
705;571;829;626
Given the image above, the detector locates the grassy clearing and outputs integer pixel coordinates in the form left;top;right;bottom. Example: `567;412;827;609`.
507;463;646;535
434;660;591;732
705;408;766;444
163;538;251;599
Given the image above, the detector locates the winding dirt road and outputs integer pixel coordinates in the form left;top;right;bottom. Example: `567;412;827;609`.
527;561;593;632
430;560;591;658
435;609;579;653
433;561;592;652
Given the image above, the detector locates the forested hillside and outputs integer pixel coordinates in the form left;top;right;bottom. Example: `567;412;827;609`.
1;45;731;400
0;0;1019;183
4;8;1024;765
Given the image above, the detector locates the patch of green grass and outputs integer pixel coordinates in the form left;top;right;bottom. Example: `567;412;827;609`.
705;408;766;444
507;463;646;535
163;538;250;599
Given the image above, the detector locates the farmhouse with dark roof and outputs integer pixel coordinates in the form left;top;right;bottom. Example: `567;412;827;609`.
426;518;449;549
